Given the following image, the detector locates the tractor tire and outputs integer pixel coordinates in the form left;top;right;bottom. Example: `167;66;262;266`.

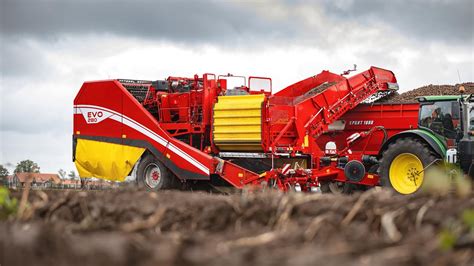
320;181;353;194
379;138;438;195
136;154;174;190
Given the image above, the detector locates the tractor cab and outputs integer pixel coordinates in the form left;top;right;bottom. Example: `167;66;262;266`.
417;94;474;176
417;95;462;141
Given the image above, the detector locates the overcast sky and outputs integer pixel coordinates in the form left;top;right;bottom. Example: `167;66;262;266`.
0;0;473;174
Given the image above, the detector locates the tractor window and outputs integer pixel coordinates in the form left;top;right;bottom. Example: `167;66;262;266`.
419;101;459;139
470;108;474;131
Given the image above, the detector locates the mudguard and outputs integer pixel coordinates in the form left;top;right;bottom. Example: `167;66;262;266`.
379;129;447;158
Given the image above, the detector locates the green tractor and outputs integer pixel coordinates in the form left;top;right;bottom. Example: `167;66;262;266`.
379;92;474;194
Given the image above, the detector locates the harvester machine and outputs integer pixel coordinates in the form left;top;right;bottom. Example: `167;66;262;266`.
73;66;474;194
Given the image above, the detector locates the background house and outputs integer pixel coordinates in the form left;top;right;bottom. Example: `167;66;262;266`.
59;179;81;189
5;173;123;190
8;173;61;189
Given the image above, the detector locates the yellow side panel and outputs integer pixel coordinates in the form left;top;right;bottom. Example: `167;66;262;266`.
213;94;265;151
75;139;145;182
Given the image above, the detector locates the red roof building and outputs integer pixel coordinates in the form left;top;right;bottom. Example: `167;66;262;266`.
8;173;61;189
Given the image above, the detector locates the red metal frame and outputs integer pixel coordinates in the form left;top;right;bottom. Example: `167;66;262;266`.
248;76;272;95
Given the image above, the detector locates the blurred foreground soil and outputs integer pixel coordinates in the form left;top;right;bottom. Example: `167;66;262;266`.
1;189;473;266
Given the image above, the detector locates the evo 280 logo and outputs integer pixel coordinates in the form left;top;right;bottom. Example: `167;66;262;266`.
87;111;103;123
79;108;112;124
349;120;374;126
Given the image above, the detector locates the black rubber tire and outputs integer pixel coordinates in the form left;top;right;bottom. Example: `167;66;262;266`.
379;138;437;194
320;181;353;194
136;154;174;190
320;181;331;193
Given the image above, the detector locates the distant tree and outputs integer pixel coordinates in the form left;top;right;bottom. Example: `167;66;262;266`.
14;160;40;173
68;171;78;179
0;165;9;186
58;169;67;179
0;165;9;177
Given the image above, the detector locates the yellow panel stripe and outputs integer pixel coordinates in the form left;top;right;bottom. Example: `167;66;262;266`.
213;94;265;151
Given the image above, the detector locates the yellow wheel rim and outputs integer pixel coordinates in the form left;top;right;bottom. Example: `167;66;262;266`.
389;153;424;194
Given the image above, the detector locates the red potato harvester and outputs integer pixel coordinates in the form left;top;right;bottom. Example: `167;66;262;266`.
73;67;474;194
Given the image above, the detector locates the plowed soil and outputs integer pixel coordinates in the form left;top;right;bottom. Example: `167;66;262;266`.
1;189;473;266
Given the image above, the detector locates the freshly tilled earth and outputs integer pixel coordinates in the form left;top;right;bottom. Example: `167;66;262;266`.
1;189;473;266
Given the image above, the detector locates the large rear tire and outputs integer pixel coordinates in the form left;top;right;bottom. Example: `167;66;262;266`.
379;138;437;194
137;154;175;190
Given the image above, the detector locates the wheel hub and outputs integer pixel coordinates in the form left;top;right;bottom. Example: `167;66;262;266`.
152;171;159;180
389;153;424;194
145;163;161;188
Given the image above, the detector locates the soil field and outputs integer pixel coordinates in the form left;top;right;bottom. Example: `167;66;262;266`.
1;189;473;266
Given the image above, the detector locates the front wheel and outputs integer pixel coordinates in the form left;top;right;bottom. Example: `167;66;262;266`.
379;138;437;194
136;154;174;190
